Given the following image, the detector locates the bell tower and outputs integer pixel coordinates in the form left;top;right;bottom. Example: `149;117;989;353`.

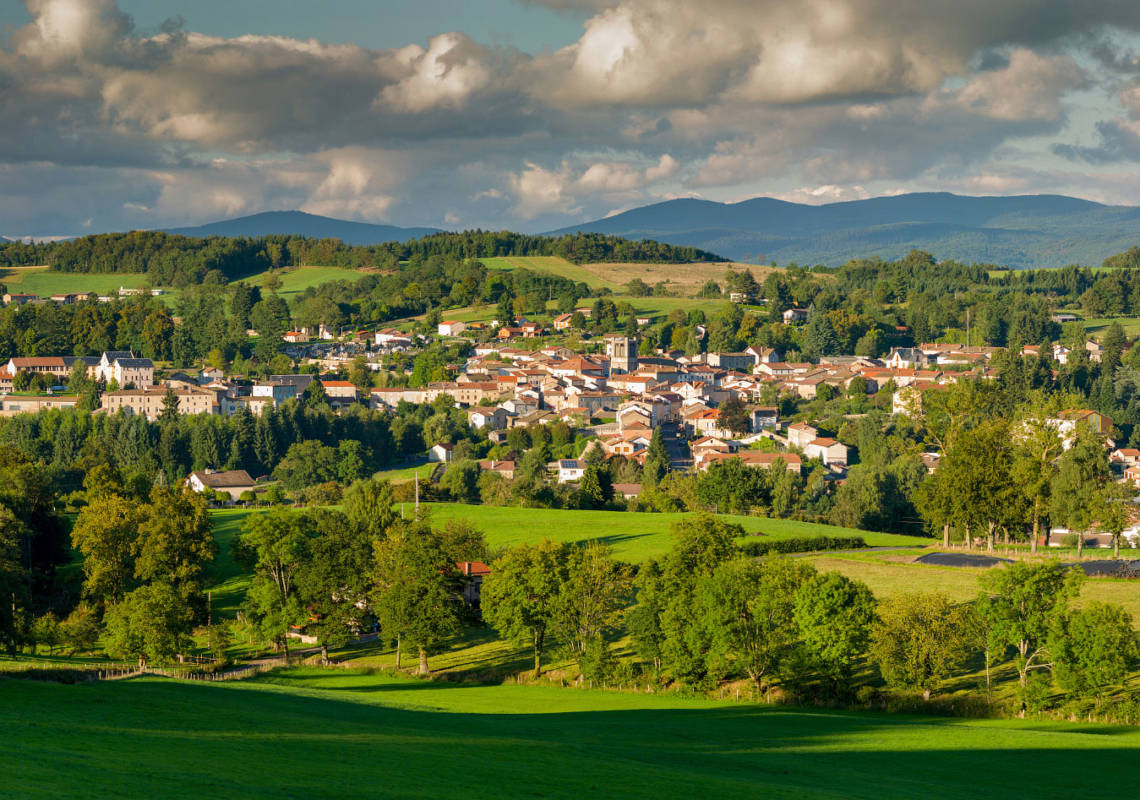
607;335;638;375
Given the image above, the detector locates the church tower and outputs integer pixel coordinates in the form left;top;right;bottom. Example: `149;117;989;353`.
607;335;638;375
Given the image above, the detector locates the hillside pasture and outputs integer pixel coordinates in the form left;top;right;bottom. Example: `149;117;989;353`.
481;256;621;291
421;503;928;563
237;265;370;300
805;552;1140;626
580;260;781;293
3;668;1138;798
0;266;159;299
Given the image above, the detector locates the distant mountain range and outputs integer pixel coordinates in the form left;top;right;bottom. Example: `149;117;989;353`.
543;193;1140;269
14;193;1140;269
164;210;441;246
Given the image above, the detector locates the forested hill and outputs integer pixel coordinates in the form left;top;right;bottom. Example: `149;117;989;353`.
164;210;441;245
544;192;1140;269
0;230;722;286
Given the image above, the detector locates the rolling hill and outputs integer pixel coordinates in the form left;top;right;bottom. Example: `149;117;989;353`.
543;193;1140;269
165;210;441;245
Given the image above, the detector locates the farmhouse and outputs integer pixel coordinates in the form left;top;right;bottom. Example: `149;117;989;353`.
187;469;258;502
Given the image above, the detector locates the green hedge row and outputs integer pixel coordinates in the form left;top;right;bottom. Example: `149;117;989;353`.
740;535;866;557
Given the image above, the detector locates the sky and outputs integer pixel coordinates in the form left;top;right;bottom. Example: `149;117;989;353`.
6;0;1140;237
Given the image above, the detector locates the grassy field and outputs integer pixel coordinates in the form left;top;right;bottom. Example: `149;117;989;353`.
582;261;781;293
0;266;158;298
422;503;928;563
372;457;438;484
1081;316;1140;337
480;257;788;296
237;265;370;301
206;509;256;618
481;256;621;291
805;552;1140;626
3;667;1138;798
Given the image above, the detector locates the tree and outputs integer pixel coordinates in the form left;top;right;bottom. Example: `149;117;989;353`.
134;487;216;611
977;561;1081;709
578;464;611;509
158;388;180;423
60;605;100;656
656;513;741;685
440;459;481;504
1013;406;1064;554
272;439;338;490
1051;424;1110;557
1052;601;1139;703
550;542;632;660
373;527;468;675
0;508;29;654
718;395;752;436
792;571;876;692
233;509;315;657
626;560;666;673
342;478;396;540
31;612;61;655
296;510;375;662
104;583;194;667
1096;478;1134;559
800;312;839;360
870;592;973;699
700;557;817;691
71;495;140;605
642;427;669;487
481;539;570;678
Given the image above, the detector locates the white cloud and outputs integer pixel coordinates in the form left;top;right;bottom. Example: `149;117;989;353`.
379;33;494;113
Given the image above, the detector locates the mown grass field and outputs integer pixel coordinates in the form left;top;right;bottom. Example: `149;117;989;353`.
207;509;256;618
238;265;370;301
0;266;158;298
1080;316;1140;337
372;457;438;485
421;503;928;563
3;668;1138;799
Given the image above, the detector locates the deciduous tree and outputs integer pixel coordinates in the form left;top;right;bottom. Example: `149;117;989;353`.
481;539;570;678
870;592;973;699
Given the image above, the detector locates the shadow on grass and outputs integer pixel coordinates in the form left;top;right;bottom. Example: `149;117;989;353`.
4;673;1139;800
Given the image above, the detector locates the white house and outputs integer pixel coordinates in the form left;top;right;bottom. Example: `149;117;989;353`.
803;437;849;465
438;320;467;336
466;406;508;430
187;469;257;502
553;459;587;483
428;443;455;463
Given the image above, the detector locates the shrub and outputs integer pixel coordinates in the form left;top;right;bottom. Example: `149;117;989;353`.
739;535;865;557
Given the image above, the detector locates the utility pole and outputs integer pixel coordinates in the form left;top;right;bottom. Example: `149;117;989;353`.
415;469;419;511
966;308;970;348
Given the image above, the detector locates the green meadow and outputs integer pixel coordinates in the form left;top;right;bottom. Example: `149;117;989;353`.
3;667;1138;799
420;503;928;563
0;266;159;299
238;265;369;301
481;255;620;291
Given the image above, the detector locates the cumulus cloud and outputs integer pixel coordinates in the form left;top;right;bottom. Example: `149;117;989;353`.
530;0;1140;108
5;0;1140;235
508;154;681;218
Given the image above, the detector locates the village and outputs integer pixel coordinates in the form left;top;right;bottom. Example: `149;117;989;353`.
3;293;1136;550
